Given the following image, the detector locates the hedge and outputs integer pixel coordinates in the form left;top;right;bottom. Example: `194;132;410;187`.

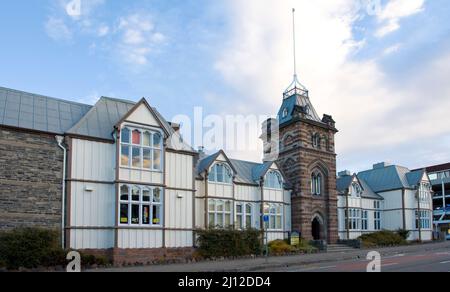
0;228;66;270
359;230;407;248
196;228;263;258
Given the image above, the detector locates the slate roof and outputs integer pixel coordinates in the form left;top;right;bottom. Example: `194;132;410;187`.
357;165;424;193
66;97;135;140
277;93;323;125
196;152;275;186
336;173;383;200
0;86;92;134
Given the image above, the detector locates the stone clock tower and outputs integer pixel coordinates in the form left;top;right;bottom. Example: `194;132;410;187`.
261;76;339;243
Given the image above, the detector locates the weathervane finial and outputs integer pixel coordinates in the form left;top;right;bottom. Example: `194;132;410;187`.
292;7;297;78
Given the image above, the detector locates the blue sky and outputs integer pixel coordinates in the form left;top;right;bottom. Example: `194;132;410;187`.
1;0;449;172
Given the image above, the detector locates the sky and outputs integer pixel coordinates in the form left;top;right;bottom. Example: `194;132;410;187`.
0;0;449;173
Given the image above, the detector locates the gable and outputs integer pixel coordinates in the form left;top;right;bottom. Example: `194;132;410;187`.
126;103;161;128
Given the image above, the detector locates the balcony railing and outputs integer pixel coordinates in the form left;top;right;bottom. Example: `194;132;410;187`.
283;87;309;99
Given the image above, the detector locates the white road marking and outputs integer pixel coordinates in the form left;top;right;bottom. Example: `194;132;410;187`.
382;263;399;267
440;261;450;264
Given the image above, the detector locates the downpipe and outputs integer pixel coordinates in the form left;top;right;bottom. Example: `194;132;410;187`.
56;136;67;249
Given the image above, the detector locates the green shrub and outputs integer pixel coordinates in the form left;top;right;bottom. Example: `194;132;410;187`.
268;240;294;255
0;228;65;270
359;230;407;247
196;228;263;258
396;229;411;240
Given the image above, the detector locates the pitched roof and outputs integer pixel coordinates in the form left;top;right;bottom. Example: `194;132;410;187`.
196;153;277;186
357;165;422;193
336;174;354;193
406;169;425;186
0;86;91;134
66;97;135;140
359;178;384;200
277;93;323;125
336;174;383;200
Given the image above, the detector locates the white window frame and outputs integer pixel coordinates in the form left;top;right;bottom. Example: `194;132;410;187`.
361;210;368;230
236;202;254;230
264;171;283;190
264;203;283;231
347;208;360;230
374;211;382;230
120;126;164;172
208;199;233;229
416;210;431;230
119;184;163;227
208;163;233;184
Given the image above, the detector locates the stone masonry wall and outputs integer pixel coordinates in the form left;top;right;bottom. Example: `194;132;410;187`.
0;127;63;231
278;120;338;243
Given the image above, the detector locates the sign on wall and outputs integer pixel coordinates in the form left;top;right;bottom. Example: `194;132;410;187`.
290;231;300;246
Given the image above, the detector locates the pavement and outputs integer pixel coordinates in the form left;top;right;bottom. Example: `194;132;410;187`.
88;241;450;272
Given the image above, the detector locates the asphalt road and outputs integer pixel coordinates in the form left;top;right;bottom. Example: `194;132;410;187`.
265;248;450;272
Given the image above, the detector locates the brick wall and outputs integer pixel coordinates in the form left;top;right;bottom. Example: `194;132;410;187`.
0;127;63;231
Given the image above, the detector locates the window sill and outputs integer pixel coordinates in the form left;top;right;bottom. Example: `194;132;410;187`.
120;166;163;173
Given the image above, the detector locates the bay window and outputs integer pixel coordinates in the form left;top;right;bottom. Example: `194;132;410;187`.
119;184;163;227
120;126;163;171
416;210;431;229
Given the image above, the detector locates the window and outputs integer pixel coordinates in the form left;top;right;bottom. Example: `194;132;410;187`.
264;204;283;230
236;203;253;230
361;210;368;230
208;163;233;184
374;211;381;230
374;201;381;209
282;108;289;118
419;183;431;203
346;209;360;230
311;173;323;196
352;183;361;197
208;200;232;228
311;133;321;149
120;127;163;171
265;171;283;189
415;210;431;229
119;185;163;226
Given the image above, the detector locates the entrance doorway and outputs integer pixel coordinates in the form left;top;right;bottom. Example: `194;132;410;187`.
312;218;321;240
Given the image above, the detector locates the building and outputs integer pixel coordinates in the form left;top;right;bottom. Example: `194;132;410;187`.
420;163;450;240
262;77;339;243
0;86;292;264
337;162;434;241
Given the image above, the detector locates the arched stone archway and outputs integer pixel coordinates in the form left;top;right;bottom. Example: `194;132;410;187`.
311;213;327;241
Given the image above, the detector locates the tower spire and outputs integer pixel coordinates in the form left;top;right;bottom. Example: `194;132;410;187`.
292;8;297;79
284;8;308;99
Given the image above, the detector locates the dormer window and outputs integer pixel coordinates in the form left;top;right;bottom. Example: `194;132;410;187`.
208;163;233;184
264;171;283;190
121;126;163;171
352;183;361;197
282;108;289;118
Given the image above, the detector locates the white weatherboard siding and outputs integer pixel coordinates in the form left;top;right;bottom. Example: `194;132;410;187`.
165;152;193;190
235;185;259;202
71;139;115;181
69;139;116;249
126;104;160;128
118;229;163;249
208;183;233;198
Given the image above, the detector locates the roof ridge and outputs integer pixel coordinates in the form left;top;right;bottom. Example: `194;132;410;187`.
0;86;92;108
229;158;263;165
101;96;137;105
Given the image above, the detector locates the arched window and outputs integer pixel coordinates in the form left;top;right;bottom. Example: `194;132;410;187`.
311;133;321;149
120;126;163;171
208;163;233;184
352;183;361;197
282;108;289;118
265;171;283;189
311;172;323;196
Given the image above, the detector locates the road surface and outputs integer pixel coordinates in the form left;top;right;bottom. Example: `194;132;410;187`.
262;248;450;272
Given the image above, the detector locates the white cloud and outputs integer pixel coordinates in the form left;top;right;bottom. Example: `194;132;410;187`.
45;17;73;41
383;43;402;55
97;24;109;37
115;13;166;66
213;0;450;167
376;0;425;37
